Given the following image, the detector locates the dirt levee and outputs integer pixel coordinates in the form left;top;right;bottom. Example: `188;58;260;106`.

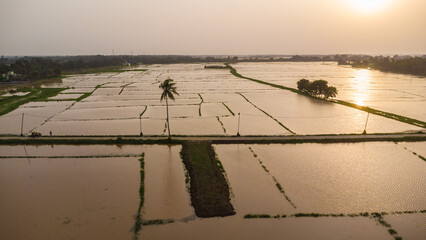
181;141;235;217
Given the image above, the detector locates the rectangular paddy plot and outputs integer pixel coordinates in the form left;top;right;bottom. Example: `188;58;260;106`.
233;62;426;122
241;92;424;134
0;101;73;135
1;62;423;136
0;156;140;240
214;145;296;215
143;145;193;220
36;119;165;136
246;142;426;213
0;145;192;240
139;216;391;240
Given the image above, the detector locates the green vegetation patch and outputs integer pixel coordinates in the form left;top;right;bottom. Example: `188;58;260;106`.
180;141;235;217
133;153;145;235
216;116;227;133
142;219;174;226
0;87;66;116
244;214;271;219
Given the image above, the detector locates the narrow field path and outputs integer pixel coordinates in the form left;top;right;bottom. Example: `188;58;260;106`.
0;133;425;144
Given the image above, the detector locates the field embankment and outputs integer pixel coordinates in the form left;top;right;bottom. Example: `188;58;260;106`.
180;141;235;217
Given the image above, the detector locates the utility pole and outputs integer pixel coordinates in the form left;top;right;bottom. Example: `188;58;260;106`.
20;113;24;136
139;115;143;136
362;112;370;134
237;112;241;137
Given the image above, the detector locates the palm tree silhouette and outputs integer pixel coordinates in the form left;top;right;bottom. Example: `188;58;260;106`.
159;77;179;140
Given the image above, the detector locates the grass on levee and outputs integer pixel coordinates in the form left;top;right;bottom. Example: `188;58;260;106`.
180;141;235;217
0;87;67;116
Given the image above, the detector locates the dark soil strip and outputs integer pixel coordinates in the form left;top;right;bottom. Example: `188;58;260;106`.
226;64;426;129
180;141;235;217
198;93;204;116
216;116;227;133
119;82;134;95
222;102;235;116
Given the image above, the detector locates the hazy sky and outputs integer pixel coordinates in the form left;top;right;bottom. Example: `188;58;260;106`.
1;0;425;56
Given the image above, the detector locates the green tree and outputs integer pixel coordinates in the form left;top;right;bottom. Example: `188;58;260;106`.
308;80;328;97
297;78;311;92
159;77;179;140
297;78;338;99
324;86;337;99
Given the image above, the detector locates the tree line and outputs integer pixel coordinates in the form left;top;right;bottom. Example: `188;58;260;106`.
1;54;424;82
0;55;238;82
338;56;426;76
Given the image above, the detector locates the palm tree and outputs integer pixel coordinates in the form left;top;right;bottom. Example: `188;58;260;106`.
159;77;179;139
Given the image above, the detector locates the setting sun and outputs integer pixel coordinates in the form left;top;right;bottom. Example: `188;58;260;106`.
347;0;394;14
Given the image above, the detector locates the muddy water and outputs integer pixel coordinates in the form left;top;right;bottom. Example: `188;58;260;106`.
0;157;139;240
0;145;145;156
243;92;423;134
0;145;193;240
0;101;73;135
214;145;295;215
233;62;426;122
37;118;166;136
397;142;426;157
384;214;426;240
1;142;422;239
143;145;193;220
139;216;390;239
249;143;426;213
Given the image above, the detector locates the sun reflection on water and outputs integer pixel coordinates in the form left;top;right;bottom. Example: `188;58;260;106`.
353;69;371;106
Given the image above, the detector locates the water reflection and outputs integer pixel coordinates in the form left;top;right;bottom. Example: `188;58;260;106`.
353;69;371;106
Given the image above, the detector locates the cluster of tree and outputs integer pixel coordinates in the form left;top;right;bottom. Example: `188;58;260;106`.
338;56;426;76
297;79;338;99
1;57;61;81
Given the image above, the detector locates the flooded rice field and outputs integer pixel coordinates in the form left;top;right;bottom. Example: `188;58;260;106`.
233;62;426;122
1;142;424;239
0;63;424;136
